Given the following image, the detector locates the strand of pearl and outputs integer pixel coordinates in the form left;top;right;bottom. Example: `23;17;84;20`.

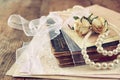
81;45;120;70
95;30;120;56
81;31;120;70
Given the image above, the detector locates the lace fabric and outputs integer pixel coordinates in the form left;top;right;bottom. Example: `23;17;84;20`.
7;6;90;74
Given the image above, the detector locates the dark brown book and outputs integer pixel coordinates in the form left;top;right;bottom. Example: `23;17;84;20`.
51;30;119;67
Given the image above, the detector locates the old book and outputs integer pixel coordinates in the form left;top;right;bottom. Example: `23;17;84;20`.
51;30;119;67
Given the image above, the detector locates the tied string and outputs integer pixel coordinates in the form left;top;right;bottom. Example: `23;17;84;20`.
61;30;82;66
8;12;63;74
8;6;91;70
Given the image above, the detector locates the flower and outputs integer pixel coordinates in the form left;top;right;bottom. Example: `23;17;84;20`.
73;16;91;36
73;14;108;36
92;17;108;33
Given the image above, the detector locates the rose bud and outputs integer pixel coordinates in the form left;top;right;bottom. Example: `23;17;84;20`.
92;17;108;34
73;19;81;32
78;17;91;36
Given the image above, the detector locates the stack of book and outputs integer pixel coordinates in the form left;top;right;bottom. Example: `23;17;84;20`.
51;30;119;67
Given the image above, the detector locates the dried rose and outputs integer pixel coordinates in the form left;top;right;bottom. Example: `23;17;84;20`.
92;17;108;33
73;14;108;36
73;19;81;32
73;16;91;36
78;17;91;35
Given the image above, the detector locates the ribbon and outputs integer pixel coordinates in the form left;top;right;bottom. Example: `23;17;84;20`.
7;6;90;74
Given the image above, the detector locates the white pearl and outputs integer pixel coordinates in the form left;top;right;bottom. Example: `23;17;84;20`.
98;35;102;38
117;44;120;47
94;63;101;70
101;35;105;38
97;38;103;42
113;59;119;64
83;54;89;59
99;35;105;39
85;59;91;65
102;50;108;56
108;63;114;69
116;47;120;52
117;55;120;60
95;42;102;47
104;32;109;37
97;47;103;53
89;62;95;68
81;50;87;55
108;51;113;56
82;47;86;50
101;62;108;69
113;49;118;55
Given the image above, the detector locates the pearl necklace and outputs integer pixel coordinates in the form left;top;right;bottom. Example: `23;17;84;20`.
95;30;120;56
81;31;120;70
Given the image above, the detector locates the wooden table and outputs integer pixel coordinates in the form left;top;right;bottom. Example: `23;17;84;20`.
0;0;120;80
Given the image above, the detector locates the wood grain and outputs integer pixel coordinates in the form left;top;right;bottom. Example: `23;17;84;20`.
0;0;120;80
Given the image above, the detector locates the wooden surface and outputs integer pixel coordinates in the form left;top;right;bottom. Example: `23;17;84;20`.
0;0;120;80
